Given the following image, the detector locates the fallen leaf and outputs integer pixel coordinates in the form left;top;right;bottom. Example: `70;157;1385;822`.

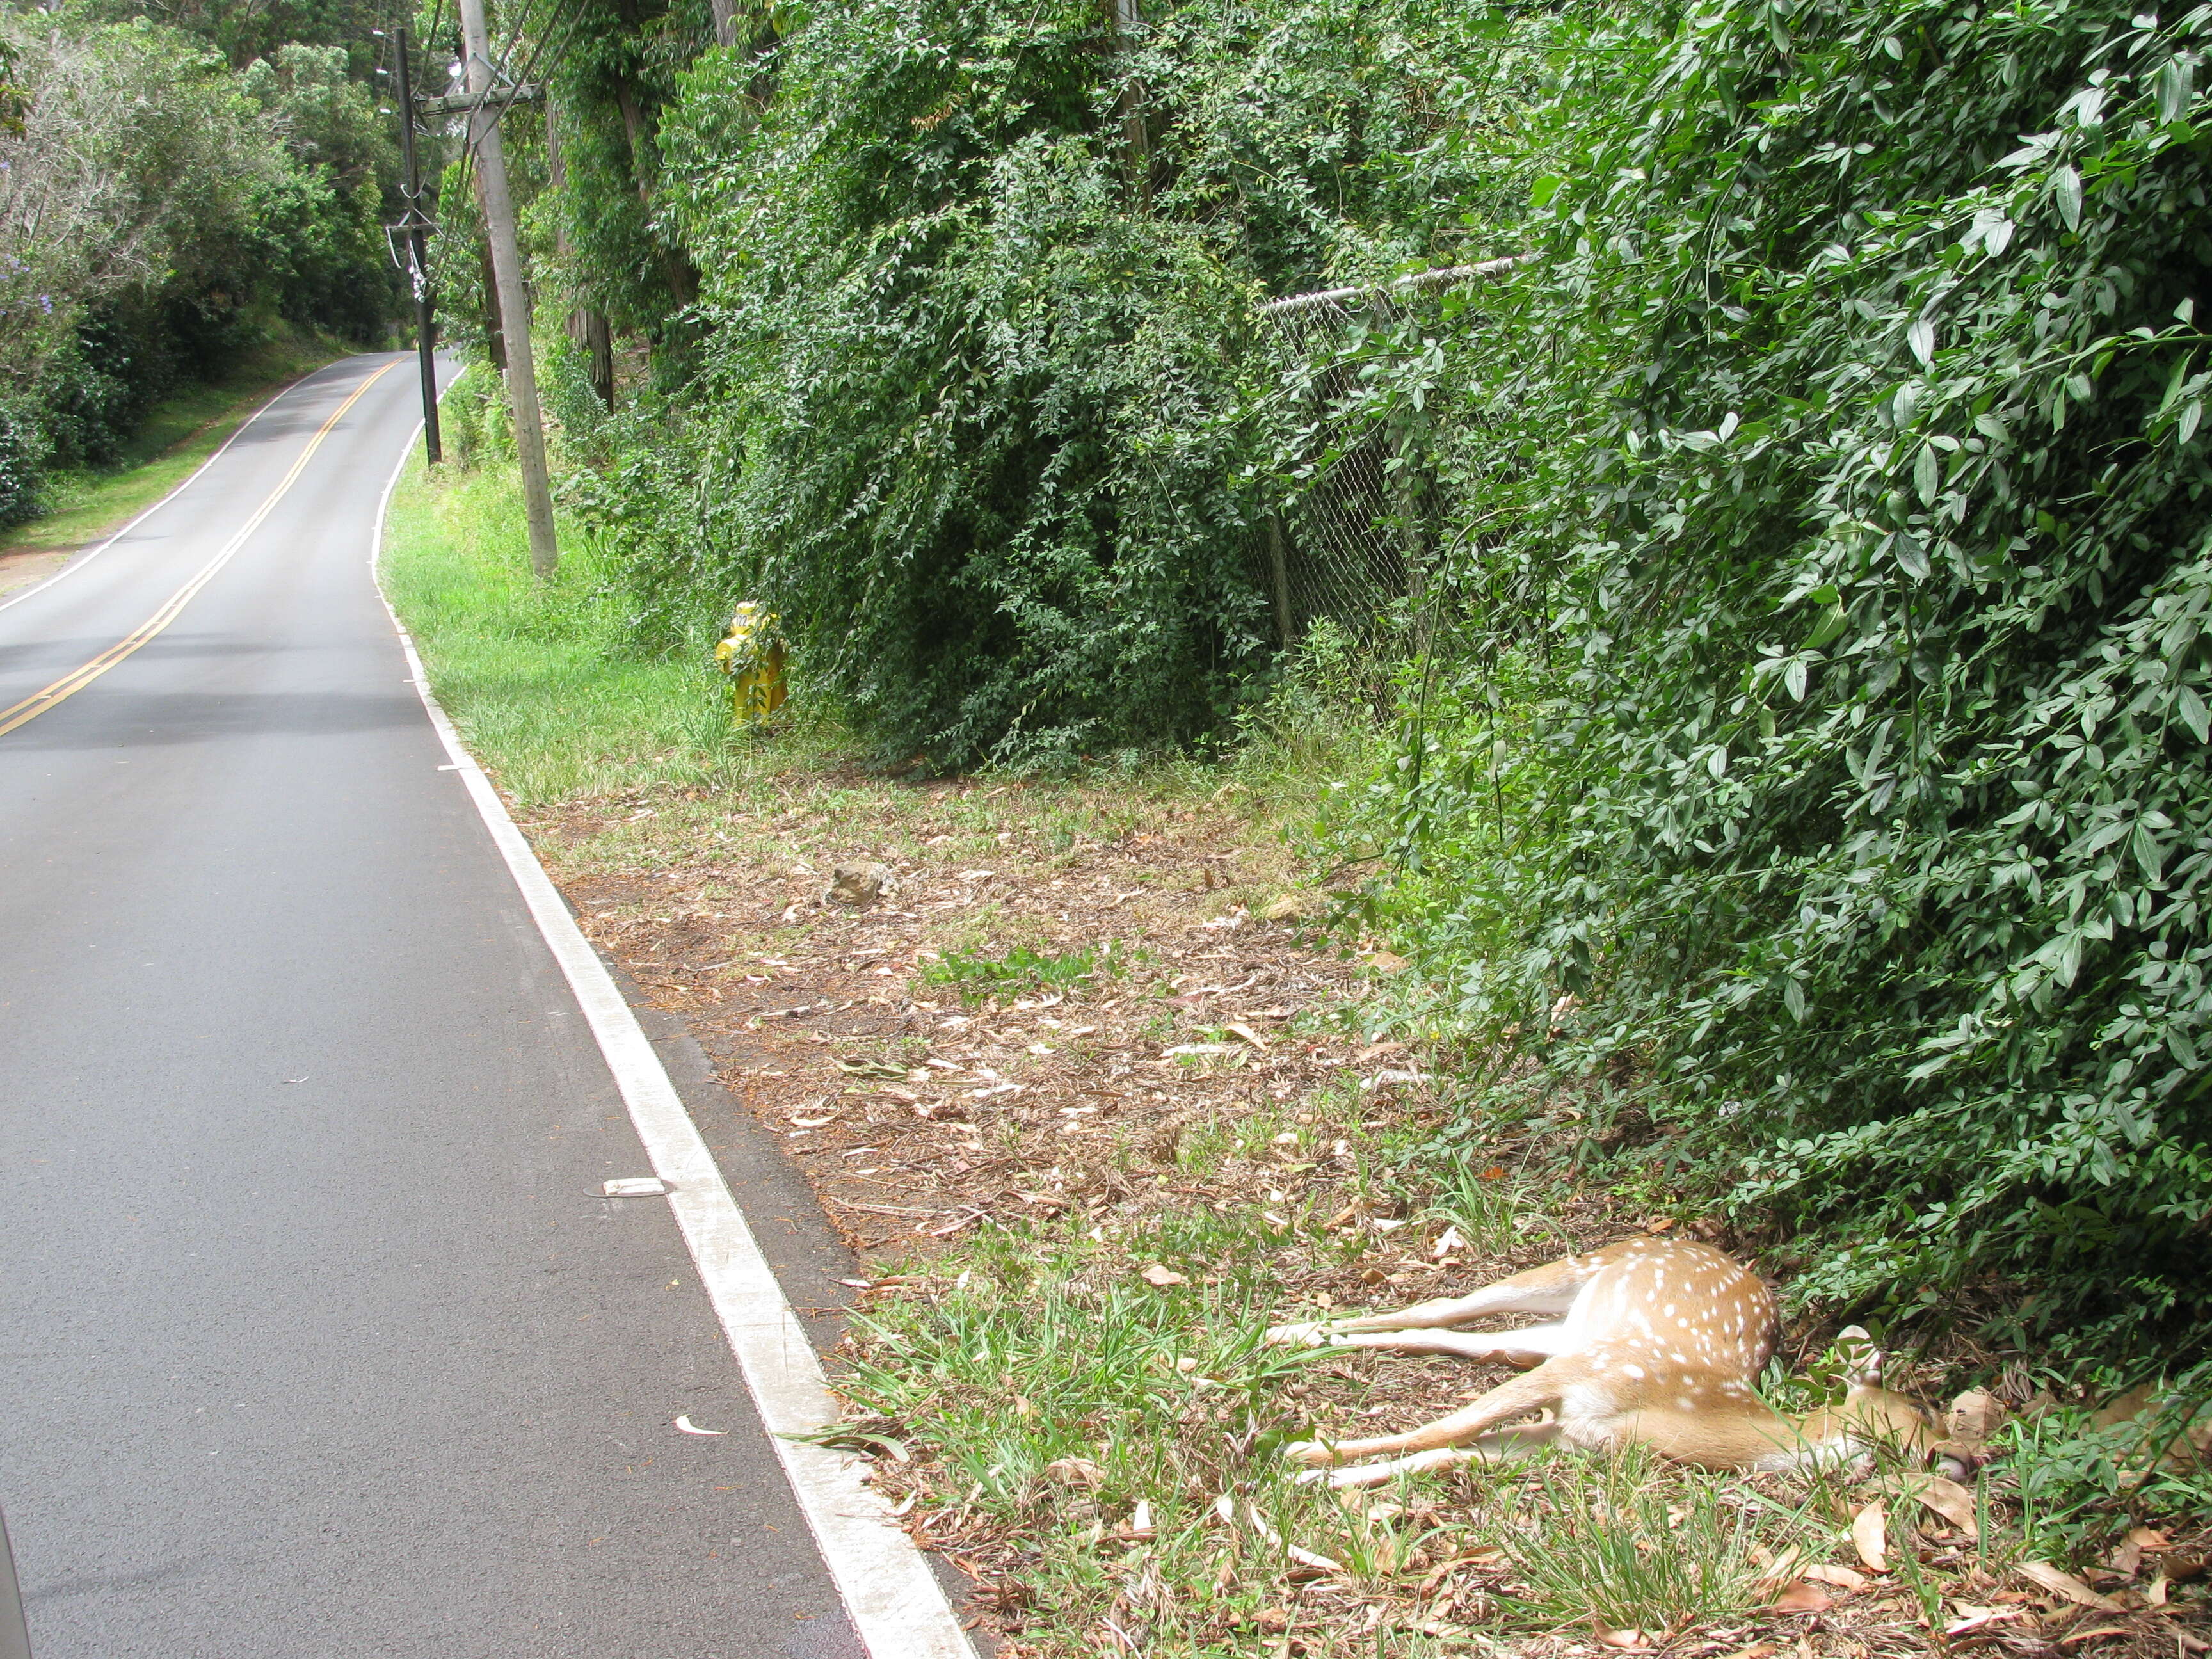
2058;1628;2139;1647
1850;1501;1888;1572
1596;1628;1652;1649
1905;1471;1981;1539
1945;1607;2026;1637
1139;1264;1188;1288
2093;1382;2158;1430
1804;1564;1868;1592
1045;1457;1107;1489
1286;1543;1343;1573
1224;1022;1269;1048
1946;1388;2007;1449
2128;1527;2172;1553
2019;1561;2126;1611
1768;1582;1832;1614
833;1056;908;1078
1431;1225;1466;1261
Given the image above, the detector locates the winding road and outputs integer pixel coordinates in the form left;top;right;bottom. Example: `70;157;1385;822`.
0;355;945;1657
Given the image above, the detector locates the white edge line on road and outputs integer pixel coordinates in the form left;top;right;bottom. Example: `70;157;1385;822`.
365;410;975;1659
0;356;380;620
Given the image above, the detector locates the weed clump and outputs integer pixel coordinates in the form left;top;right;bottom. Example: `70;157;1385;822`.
919;941;1126;1005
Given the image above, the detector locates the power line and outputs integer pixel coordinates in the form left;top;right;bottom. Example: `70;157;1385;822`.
492;0;594;124
439;0;589;169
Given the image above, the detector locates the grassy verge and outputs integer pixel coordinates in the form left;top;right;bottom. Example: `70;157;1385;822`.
378;453;821;804
383;453;2211;1659
0;331;348;560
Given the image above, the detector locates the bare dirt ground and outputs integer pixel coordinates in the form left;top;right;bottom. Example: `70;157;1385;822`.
518;762;2208;1659
0;545;74;600
539;773;1375;1262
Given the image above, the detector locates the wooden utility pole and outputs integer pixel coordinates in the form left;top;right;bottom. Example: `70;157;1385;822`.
391;26;442;465
456;0;560;577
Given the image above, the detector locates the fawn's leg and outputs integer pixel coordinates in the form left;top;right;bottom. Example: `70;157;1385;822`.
1304;1421;1562;1489
1286;1363;1566;1466
1315;1324;1574;1366
1267;1254;1596;1345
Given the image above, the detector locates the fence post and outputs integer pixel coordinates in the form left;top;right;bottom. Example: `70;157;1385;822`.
1389;403;1433;658
1265;514;1295;650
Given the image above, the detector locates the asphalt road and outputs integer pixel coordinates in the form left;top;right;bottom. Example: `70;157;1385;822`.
0;355;865;1657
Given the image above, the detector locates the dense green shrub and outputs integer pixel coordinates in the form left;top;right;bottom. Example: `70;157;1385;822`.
0;399;43;526
559;0;1541;767
1334;0;2212;1362
0;15;399;523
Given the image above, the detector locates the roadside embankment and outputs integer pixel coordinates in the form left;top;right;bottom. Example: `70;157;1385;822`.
383;455;2212;1659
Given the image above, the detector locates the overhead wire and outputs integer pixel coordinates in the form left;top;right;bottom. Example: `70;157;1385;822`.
453;0;591;166
430;0;593;282
401;0;600;325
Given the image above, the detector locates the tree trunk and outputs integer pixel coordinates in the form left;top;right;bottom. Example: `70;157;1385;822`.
1109;0;1151;200
545;100;615;408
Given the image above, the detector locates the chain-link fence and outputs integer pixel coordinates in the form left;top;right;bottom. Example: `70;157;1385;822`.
1245;256;1527;659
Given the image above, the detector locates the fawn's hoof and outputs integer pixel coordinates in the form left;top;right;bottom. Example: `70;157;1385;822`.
1264;1322;1329;1347
1281;1439;1336;1468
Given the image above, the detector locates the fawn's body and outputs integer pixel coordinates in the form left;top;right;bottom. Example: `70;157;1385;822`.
1268;1238;1932;1487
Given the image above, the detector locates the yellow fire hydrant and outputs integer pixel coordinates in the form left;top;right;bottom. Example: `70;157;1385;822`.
713;603;788;728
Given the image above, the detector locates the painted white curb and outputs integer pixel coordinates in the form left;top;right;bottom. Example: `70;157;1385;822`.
365;407;975;1659
0;358;353;619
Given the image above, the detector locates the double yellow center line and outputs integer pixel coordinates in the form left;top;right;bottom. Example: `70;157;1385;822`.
0;359;401;740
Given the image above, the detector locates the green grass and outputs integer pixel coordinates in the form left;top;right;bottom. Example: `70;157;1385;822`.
841;1223;1839;1655
0;332;348;559
918;940;1126;1004
376;445;1375;838
379;454;847;806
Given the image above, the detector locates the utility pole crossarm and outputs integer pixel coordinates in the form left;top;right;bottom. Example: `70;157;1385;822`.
415;83;545;118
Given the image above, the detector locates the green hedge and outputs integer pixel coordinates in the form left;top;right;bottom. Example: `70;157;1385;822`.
1334;0;2212;1366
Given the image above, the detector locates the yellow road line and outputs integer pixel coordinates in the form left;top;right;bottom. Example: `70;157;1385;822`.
0;359;402;740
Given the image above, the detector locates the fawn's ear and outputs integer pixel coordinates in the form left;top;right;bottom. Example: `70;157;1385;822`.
1835;1325;1885;1388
